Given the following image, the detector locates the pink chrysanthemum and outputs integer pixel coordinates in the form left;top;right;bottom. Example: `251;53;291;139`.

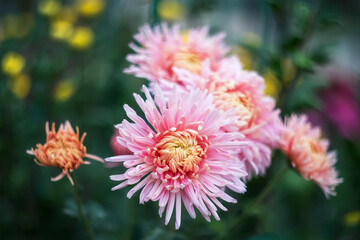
280;114;343;198
125;23;228;89
106;85;248;229
172;57;283;177
110;130;132;156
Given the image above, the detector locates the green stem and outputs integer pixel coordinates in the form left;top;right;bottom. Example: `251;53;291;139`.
152;0;160;26
125;198;136;240
69;172;95;240
216;165;288;240
277;70;302;114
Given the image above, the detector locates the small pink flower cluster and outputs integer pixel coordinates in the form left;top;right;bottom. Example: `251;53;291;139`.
108;24;342;228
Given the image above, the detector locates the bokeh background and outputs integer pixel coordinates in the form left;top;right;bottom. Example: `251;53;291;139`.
1;0;360;239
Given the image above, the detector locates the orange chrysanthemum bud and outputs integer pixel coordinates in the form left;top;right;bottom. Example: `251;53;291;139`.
27;121;103;185
280;114;342;198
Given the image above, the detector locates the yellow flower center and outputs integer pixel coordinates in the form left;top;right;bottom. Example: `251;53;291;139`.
214;90;257;127
306;139;330;170
45;136;84;168
181;30;189;43
154;131;207;174
172;51;203;74
309;140;323;154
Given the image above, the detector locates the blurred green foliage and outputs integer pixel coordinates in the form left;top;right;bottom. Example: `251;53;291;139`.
0;0;360;239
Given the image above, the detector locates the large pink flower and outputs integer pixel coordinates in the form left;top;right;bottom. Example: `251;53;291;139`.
125;23;228;89
173;57;283;177
280;114;342;198
106;85;248;229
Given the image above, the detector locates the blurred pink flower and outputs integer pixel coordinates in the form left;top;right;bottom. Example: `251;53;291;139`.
110;130;132;155
281;114;343;198
319;79;360;139
125;23;228;89
106;85;248;229
173;57;283;178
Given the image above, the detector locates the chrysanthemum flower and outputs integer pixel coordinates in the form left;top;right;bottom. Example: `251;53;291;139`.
110;130;132;156
106;131;133;168
125;23;228;89
27;121;103;185
106;85;248;229
280;114;343;198
173;57;283;177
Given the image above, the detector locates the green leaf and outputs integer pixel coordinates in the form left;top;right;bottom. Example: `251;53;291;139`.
63;198;77;218
310;44;335;65
282;35;303;51
266;0;284;17
287;76;327;111
318;17;342;30
293;52;314;71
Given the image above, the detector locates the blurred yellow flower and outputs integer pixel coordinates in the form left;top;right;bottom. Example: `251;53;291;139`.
264;69;281;99
2;52;26;76
344;211;360;227
54;6;78;24
2;13;33;39
50;20;73;41
38;0;62;17
68;27;94;50
8;74;31;99
281;58;297;83
54;80;75;102
158;0;186;21
233;46;254;70
76;0;105;18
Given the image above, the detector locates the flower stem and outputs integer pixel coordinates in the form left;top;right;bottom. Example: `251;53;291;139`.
152;0;160;26
69;172;95;240
216;165;288;240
